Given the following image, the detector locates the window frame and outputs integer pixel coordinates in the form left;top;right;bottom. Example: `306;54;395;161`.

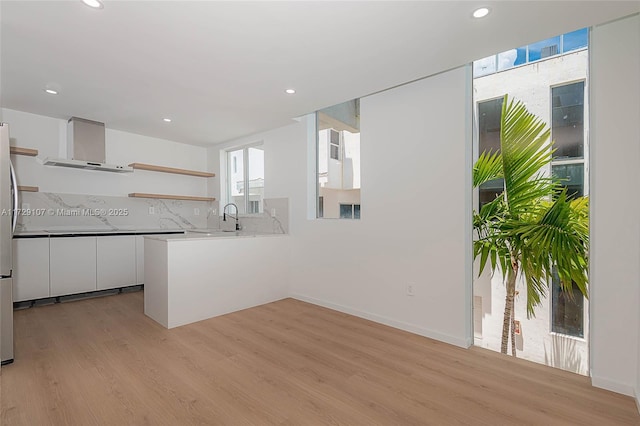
339;203;360;219
329;129;341;161
550;79;588;197
548;79;588;340
224;142;264;215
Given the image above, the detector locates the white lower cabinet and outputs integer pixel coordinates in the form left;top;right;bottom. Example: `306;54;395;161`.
13;239;50;302
15;233;155;301
97;236;136;290
50;237;97;297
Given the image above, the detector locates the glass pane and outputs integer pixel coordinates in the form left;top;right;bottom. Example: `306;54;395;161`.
479;178;504;209
497;49;518;71
513;46;527;67
330;144;340;160
227;149;245;214
552;164;584;199
339;204;353;219
330;129;340;145
528;36;561;61
552;269;584;338
473;55;497;77
552;82;585;159
248;147;264;214
478;98;503;155
354;204;360;219
562;28;588;53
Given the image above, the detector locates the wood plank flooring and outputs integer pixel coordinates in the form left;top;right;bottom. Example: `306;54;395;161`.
1;291;638;425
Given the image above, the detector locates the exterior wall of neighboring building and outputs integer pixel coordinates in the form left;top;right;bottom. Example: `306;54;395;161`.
318;188;360;219
318;128;361;218
473;49;589;375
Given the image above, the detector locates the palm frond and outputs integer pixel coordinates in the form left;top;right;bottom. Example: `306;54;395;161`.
473;150;503;188
499;96;559;216
506;190;589;316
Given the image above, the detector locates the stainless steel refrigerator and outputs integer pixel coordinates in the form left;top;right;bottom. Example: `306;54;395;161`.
0;123;17;365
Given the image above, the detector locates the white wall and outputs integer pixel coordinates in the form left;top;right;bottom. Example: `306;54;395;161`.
212;66;473;347
319;65;470;346
209;122;307;208
589;14;640;397
3;108;211;198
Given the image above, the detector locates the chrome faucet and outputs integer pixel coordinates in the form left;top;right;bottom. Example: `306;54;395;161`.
222;203;240;230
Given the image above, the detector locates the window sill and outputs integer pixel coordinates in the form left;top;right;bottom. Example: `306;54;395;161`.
549;332;587;343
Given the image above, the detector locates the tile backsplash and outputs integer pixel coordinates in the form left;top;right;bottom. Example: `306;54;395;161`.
17;192;288;234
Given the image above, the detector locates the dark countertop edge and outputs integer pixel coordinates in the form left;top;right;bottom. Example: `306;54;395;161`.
14;230;187;238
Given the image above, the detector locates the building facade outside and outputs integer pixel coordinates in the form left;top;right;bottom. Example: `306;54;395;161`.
473;34;589;374
227;146;265;214
317;100;361;219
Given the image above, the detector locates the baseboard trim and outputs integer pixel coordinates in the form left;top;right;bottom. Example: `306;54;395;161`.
291;293;471;349
591;375;635;397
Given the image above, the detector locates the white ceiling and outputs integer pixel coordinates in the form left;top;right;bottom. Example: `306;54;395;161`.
1;1;638;146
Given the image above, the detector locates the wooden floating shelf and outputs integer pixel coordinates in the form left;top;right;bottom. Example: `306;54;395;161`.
17;186;39;192
128;193;215;202
10;147;39;157
128;163;215;178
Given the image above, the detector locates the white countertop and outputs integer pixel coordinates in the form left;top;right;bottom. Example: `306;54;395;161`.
14;228;187;237
144;230;286;242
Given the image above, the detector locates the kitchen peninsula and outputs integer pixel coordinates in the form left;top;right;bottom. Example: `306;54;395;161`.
143;231;289;328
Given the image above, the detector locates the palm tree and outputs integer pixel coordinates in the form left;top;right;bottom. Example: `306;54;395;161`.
473;95;589;356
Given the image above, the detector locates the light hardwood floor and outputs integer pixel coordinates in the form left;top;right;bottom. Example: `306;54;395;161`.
1;291;638;425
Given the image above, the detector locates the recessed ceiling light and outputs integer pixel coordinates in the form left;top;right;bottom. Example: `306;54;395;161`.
163;118;172;123
44;83;61;95
473;7;490;18
81;0;104;9
285;89;296;94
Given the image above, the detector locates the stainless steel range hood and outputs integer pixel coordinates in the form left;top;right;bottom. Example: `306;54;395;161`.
41;157;132;172
41;117;133;173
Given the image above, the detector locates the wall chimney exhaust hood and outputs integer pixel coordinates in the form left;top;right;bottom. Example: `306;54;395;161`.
40;117;133;173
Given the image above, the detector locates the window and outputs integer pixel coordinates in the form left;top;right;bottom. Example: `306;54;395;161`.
474;28;588;77
550;84;586;338
552;163;584;199
478;97;505;208
339;204;360;219
552;82;585;159
317;99;361;219
329;130;341;160
551;269;584;338
473;26;590;371
551;81;586;200
478;97;503;155
226;145;264;214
